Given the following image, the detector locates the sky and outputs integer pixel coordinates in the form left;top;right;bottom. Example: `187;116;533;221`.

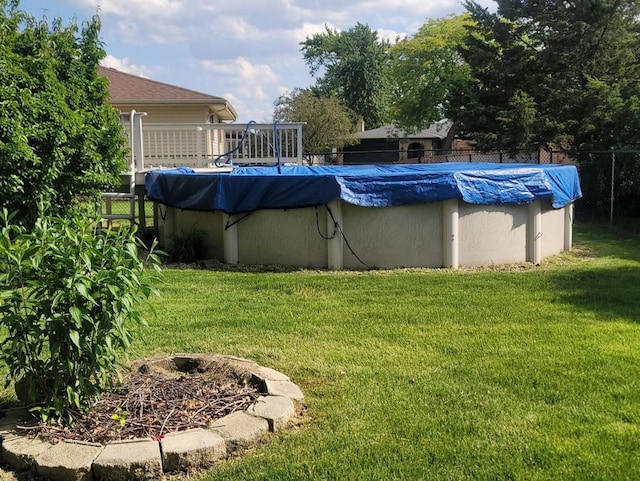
17;0;495;123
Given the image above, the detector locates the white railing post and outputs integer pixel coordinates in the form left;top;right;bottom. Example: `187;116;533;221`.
133;111;146;172
296;124;303;165
129;111;136;220
196;126;203;167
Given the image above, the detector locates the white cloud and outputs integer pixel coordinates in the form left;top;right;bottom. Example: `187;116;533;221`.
358;0;460;15
77;0;183;16
223;92;273;123
290;22;337;42
100;54;153;77
376;28;406;44
199;57;280;120
77;0;188;43
41;0;491;122
277;85;290;96
202;57;279;87
217;16;266;42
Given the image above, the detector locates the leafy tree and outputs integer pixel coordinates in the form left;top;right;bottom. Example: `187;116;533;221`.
274;88;359;158
390;14;473;133
301;23;392;129
0;1;126;228
454;0;640;152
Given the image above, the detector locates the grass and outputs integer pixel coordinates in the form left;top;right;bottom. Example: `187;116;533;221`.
2;223;640;480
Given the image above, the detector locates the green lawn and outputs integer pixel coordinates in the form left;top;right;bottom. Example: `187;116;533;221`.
2;223;640;480
129;223;640;480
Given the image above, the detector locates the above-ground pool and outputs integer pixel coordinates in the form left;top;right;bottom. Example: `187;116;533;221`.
146;163;582;269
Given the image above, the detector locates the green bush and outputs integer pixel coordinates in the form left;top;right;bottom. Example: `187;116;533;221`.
0;3;126;229
0;209;162;424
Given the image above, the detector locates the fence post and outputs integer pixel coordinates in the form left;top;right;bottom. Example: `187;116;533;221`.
610;149;615;225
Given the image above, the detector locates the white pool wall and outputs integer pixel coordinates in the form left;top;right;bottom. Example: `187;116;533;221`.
159;199;573;269
157;197;573;269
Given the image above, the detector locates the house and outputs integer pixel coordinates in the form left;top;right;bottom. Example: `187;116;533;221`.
98;66;304;172
98;66;303;227
98;66;237;123
340;121;454;164
99;66;243;167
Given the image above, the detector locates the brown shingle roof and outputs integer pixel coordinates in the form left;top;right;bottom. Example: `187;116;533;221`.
98;66;237;119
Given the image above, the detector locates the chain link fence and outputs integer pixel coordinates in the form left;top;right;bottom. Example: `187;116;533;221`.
308;148;559;166
119;147;638;229
308;147;640;222
570;150;640;222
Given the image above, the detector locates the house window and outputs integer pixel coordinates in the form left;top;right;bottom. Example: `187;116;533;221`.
407;142;424;160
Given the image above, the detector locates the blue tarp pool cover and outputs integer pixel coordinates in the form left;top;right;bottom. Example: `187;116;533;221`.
145;163;582;215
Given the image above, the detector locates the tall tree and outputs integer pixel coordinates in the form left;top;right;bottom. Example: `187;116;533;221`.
301;23;392;129
0;0;126;228
390;14;473;133
274;88;358;159
453;0;640;152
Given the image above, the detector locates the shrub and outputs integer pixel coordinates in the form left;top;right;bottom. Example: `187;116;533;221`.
0;3;126;229
0;209;162;424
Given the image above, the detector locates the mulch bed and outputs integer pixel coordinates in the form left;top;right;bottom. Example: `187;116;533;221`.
31;369;259;445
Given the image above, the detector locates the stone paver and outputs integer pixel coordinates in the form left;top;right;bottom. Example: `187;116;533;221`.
210;411;269;450
251;366;290;382
264;379;305;401
160;428;226;472
0;355;303;480
92;438;162;481
35;440;103;481
246;396;296;432
1;434;54;472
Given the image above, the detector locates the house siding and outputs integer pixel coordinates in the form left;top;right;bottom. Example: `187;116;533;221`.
112;104;213;123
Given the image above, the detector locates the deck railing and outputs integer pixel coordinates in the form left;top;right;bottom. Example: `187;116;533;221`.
120;114;304;169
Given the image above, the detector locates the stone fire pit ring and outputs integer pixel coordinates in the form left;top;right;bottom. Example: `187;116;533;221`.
0;354;304;481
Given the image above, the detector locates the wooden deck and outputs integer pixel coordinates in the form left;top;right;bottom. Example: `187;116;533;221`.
104;111;304;225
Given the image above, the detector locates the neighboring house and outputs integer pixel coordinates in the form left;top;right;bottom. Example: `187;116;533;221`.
341;121;454;165
98;66;237;123
98;66;238;166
